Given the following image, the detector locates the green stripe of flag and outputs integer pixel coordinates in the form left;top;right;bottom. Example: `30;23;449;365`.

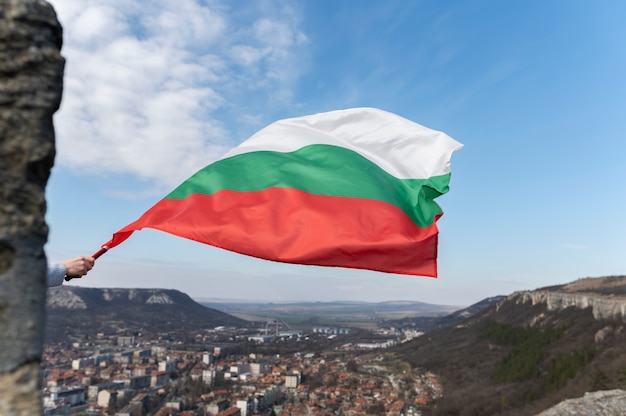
166;144;451;228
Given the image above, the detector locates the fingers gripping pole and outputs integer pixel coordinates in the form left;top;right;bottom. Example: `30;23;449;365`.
64;246;109;282
92;246;109;260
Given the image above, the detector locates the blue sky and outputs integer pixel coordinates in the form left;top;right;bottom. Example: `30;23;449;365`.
45;0;625;306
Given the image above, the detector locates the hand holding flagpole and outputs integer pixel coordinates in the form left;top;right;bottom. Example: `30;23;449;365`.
64;246;109;281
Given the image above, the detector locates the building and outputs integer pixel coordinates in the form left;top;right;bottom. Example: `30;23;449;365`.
249;362;265;376
206;399;229;415
203;369;216;386
235;399;250;416
151;371;170;387
97;390;118;409
285;374;299;389
117;336;135;346
216;407;241;416
72;357;95;370
202;351;214;364
158;360;176;373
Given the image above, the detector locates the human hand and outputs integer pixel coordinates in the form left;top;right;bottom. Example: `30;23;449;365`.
62;256;95;279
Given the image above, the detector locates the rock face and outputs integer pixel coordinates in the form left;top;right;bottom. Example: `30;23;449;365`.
536;389;626;416
46;287;180;309
510;290;626;321
0;0;64;414
503;276;626;322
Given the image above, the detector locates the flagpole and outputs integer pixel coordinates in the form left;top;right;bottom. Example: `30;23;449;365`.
64;245;109;281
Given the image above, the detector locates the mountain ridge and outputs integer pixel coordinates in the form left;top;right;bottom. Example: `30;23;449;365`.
45;286;249;343
392;275;626;415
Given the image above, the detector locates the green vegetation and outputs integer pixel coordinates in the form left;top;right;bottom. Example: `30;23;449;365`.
480;320;596;395
544;346;595;391
390;360;412;375
591;368;611;391
480;320;564;383
584;364;626;391
347;359;359;372
617;367;626;389
367;402;386;414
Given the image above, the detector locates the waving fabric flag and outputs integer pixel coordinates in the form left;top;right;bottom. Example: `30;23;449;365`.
101;108;463;277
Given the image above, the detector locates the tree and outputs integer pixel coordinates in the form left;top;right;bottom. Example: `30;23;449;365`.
367;402;385;414
592;369;611;391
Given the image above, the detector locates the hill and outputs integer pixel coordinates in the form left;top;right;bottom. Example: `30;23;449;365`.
45;286;249;343
380;296;506;333
200;299;460;329
390;275;626;415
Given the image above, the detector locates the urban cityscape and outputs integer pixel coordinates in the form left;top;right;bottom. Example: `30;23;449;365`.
43;322;440;416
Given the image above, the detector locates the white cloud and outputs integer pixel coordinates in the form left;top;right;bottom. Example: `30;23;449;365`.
49;0;308;189
231;44;268;67
72;5;129;45
141;1;226;48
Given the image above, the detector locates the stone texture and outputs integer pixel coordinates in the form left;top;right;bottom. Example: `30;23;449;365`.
536;389;626;416
0;0;65;414
502;290;626;322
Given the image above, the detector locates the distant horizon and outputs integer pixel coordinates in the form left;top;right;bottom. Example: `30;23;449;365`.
57;284;473;307
60;272;626;307
60;269;622;307
194;296;474;307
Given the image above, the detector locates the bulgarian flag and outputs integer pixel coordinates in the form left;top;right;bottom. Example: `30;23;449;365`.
100;108;462;277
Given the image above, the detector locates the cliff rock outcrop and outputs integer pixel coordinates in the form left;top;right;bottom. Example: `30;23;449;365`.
503;276;626;322
0;0;64;414
536;389;626;415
